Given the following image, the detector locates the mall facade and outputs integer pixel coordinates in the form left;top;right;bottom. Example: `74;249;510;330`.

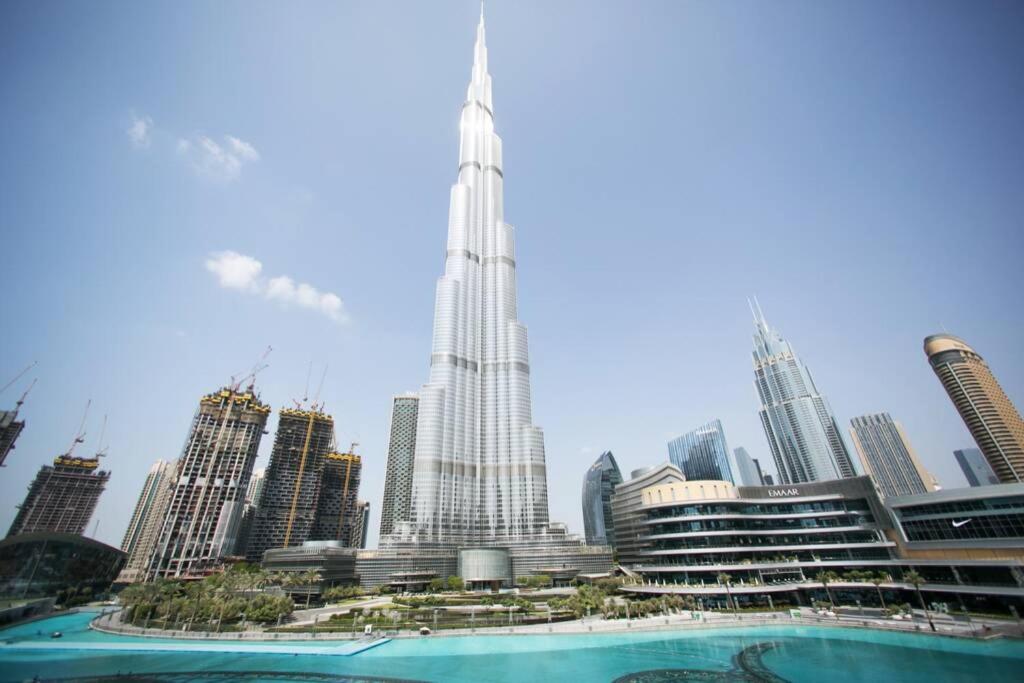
613;469;1024;612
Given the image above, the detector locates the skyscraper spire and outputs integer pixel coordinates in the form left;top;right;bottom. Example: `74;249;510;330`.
401;10;549;545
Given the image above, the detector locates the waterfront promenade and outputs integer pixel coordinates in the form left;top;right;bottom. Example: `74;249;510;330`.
86;605;1022;644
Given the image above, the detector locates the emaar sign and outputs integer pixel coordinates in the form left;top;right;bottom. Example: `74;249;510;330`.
767;488;800;497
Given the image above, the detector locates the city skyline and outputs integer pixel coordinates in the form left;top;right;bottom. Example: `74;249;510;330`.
2;1;1024;549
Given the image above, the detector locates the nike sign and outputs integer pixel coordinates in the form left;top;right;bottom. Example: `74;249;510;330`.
952;519;972;528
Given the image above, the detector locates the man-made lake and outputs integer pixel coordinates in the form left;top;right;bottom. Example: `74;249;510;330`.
1;610;1022;682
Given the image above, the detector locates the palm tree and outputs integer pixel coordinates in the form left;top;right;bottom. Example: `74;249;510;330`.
717;573;736;613
903;570;936;632
869;572;888;611
300;570;322;609
816;571;839;609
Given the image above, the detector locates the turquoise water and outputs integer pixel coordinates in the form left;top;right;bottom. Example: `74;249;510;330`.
1;610;1023;682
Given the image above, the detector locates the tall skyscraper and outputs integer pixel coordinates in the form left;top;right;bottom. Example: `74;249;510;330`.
147;387;269;579
849;413;934;498
404;10;550;545
311;449;363;548
8;454;110;537
925;334;1024;483
733;447;764;486
582;451;623;546
121;460;173;559
668;420;736;483
379;393;418;537
954;448;1000;487
245;407;336;562
751;303;856;484
118;460;175;583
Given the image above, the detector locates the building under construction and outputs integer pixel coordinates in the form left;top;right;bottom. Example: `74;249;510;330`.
311;450;363;548
7;455;110;537
245;407;335;563
0;411;25;469
146;387;270;579
0;378;34;468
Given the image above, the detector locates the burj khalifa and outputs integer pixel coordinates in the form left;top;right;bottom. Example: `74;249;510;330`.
406;9;550;546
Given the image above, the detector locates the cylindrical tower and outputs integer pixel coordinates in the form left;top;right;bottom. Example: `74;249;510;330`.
924;334;1024;483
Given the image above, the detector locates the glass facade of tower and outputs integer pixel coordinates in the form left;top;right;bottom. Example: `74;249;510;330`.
581;451;623;546
668;420;735;483
733;447;764;487
751;306;856;484
955;448;1000;487
405;12;550;545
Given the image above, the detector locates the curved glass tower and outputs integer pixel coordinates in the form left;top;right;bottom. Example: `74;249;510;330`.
668;419;735;483
582;451;623;547
408;10;549;544
751;303;855;484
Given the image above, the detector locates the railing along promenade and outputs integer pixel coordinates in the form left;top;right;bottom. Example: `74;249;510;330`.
91;607;1020;642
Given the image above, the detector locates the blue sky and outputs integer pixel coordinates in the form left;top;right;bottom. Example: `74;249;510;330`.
1;1;1023;549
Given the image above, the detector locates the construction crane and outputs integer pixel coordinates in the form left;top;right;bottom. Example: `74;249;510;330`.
1;361;37;396
14;378;36;410
63;400;91;459
93;414;109;459
229;346;272;393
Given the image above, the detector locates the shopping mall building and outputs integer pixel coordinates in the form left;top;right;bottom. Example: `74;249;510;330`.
612;467;1024;612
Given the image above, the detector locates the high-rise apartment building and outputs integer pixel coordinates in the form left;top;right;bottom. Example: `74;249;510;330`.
668;420;735;483
402;10;550;546
733;447;764;486
925;334;1024;484
752;304;856;484
8;455;110;537
245;408;336;562
849;413;934;498
120;460;172;560
582;451;623;546
147;387;269;579
118;460;175;583
311;450;363;548
954;448;1000;488
246;467;267;508
379;394;418;537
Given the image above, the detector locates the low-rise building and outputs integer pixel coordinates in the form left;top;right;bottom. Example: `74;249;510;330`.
613;475;1024;612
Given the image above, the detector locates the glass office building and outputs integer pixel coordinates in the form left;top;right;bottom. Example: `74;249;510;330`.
733;447;764;486
668;420;735;483
955;448;1000;488
582;451;623;546
751;304;856;484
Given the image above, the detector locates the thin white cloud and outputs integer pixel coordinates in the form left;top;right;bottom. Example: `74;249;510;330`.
205;251;263;291
127;113;153;149
205;251;347;323
178;134;260;181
